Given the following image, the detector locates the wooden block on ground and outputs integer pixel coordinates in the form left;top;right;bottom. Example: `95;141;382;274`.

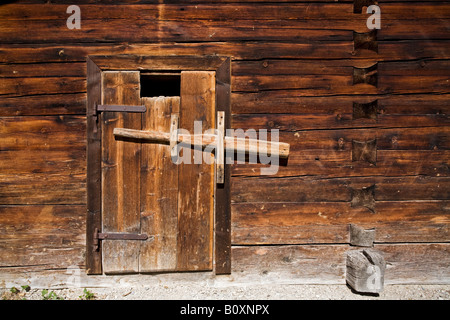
346;249;386;294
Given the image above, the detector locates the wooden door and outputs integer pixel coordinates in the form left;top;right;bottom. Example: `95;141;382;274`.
100;70;215;274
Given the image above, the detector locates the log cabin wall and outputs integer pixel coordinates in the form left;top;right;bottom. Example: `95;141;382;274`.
0;0;449;285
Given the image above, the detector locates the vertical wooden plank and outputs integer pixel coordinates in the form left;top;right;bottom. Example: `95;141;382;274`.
216;111;225;184
177;71;215;271
101;71;141;274
215;59;232;274
86;57;102;275
140;96;180;272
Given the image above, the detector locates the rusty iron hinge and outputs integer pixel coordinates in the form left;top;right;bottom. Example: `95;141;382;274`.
93;228;151;251
96;104;147;113
90;103;146;134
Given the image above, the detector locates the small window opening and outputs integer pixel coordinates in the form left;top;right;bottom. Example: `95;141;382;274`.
140;72;181;97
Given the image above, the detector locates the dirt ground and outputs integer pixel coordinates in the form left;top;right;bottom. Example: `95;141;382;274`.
2;283;450;300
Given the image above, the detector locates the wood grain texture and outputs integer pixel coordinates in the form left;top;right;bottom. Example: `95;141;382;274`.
1;41;449;64
214;57;232;275
139;97;180;272
86;57;102;274
0;0;448;283
101;71;141;274
1;4;448;43
0;116;86;205
231;243;450;285
0;205;85;268
231;201;450;244
177;71;215;271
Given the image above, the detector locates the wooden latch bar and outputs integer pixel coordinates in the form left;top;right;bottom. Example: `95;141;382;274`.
93;228;151;252
96;104;146;113
112;128;290;158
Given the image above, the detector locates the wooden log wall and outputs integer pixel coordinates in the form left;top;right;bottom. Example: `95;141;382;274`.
0;0;449;284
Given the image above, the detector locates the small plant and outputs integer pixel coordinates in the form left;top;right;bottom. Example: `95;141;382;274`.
2;285;29;300
21;285;31;292
10;287;20;294
41;289;64;300
79;288;95;300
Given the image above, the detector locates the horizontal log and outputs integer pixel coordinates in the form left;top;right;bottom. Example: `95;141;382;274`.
232;74;450;94
232;113;449;131
0;93;87;116
0;205;85;268
1;3;448;21
0;41;449;64
9;0;445;4
231;243;450;284
232;93;450;115
0;77;85;97
0;62;85;78
231;176;450;203
0;19;356;44
0;3;356;21
230;127;450;151
3;18;448;44
233;59;450;77
232;201;450;244
232;149;450;178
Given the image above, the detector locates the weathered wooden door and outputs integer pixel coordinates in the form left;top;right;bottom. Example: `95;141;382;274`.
100;70;215;274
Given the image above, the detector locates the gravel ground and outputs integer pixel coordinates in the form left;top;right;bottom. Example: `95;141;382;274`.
2;284;450;300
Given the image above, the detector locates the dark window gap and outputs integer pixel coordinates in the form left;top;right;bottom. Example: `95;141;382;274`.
140;71;181;97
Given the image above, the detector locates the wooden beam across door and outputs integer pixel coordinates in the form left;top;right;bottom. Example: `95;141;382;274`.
113;126;290;159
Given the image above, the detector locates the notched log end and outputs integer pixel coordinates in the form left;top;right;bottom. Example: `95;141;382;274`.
352;139;377;165
353;100;378;120
350;185;376;213
349;224;376;247
353;30;378;53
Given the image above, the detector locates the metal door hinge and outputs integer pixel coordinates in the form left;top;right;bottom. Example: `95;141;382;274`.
93;228;151;251
91;103;146;117
90;103;146;134
96;104;147;113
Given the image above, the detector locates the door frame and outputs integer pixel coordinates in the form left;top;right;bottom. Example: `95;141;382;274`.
86;55;231;275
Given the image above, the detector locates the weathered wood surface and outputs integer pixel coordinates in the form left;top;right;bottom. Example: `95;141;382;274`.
177;71;215;271
232;201;450;244
1;41;449;64
1;4;448;43
113;128;290;158
0;0;448;283
0;116;86;205
232;176;450;203
85;57;102;274
231;243;450;285
346;249;386;293
101;71;142;274
0;243;448;286
349;224;376;247
0;205;85;268
139;97;180;272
